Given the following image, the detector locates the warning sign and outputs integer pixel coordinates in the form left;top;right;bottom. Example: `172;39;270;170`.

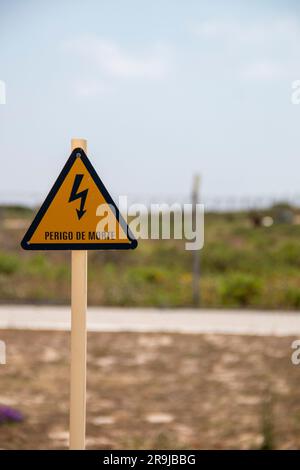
21;148;138;250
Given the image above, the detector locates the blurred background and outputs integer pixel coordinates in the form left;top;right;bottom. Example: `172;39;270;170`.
1;0;300;450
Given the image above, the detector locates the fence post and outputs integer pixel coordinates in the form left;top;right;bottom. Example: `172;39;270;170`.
192;174;200;307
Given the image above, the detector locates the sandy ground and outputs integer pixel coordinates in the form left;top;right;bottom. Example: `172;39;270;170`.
0;330;300;449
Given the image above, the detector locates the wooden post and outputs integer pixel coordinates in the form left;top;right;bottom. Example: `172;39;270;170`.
69;138;87;450
192;174;200;307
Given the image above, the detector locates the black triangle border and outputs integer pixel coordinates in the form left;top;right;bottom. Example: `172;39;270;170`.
21;148;138;250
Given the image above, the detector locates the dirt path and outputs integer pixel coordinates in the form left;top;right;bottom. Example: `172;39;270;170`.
0;305;300;336
0;330;300;449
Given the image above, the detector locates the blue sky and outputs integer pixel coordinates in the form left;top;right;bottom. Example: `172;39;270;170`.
1;0;300;203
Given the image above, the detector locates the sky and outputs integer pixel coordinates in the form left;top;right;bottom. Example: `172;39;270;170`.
1;0;300;204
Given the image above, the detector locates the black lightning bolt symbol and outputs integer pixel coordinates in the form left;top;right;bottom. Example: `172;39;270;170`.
68;174;88;220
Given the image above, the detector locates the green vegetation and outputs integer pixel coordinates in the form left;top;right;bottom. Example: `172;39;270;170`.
219;273;262;307
0;253;20;275
1;207;300;308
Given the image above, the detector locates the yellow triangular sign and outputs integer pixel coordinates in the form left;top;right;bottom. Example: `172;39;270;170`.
21;148;137;250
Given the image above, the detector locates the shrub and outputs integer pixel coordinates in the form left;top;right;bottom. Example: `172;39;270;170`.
283;287;300;309
202;244;238;272
276;242;300;268
0;253;20;275
219;273;262;307
26;255;51;276
125;266;167;285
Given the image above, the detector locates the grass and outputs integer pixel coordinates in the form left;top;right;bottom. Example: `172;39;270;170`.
1;206;300;308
